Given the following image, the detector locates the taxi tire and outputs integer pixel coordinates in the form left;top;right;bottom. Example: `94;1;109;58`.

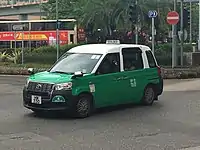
74;94;93;118
141;85;155;106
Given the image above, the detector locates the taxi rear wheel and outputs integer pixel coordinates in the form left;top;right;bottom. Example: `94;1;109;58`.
142;85;155;106
74;94;93;118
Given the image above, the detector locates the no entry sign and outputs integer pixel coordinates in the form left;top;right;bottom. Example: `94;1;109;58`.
167;11;179;25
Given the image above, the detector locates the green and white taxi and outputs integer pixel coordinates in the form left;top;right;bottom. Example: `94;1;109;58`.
23;40;163;118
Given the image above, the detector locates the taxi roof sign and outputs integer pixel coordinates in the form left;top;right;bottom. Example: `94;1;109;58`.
106;40;120;44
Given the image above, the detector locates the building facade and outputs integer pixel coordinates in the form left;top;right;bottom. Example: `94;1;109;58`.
0;0;48;20
0;0;47;7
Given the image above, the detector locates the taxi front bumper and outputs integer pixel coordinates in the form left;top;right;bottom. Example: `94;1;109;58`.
23;88;78;112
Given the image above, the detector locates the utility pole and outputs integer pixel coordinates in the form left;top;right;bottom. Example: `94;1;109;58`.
180;0;184;66
189;1;192;43
172;0;177;68
40;0;42;20
135;0;138;44
56;0;59;60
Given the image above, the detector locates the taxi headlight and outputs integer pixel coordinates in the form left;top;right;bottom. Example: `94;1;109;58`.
55;82;72;91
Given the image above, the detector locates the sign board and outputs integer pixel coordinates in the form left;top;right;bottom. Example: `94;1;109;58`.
167;11;180;25
12;24;25;31
106;40;120;44
148;10;158;18
0;31;68;45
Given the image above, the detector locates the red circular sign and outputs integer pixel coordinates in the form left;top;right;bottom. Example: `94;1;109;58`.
167;11;179;25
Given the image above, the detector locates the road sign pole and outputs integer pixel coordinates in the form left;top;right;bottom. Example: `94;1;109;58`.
172;0;177;68
172;24;176;68
198;0;200;51
148;10;158;54
135;0;138;44
180;0;184;66
167;10;179;68
152;18;155;54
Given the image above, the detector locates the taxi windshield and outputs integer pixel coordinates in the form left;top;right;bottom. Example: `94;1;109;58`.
49;53;102;74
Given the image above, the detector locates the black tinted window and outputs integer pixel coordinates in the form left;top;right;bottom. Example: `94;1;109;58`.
146;51;157;68
122;48;143;71
96;53;120;75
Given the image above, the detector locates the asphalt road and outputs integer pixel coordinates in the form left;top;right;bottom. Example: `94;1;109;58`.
0;75;200;150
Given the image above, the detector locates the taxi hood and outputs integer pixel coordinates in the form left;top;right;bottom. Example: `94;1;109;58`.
28;71;73;84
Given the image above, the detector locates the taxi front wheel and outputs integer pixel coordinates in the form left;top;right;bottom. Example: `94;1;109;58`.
74;94;93;118
141;85;155;106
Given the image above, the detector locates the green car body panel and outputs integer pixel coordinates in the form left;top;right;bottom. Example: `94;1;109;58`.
27;67;159;109
29;71;73;84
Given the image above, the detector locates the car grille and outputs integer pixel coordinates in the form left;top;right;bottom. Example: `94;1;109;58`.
27;81;54;93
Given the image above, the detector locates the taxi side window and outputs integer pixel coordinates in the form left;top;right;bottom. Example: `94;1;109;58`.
96;53;120;75
146;50;156;68
122;48;143;71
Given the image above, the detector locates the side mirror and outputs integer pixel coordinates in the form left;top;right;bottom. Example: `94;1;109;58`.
71;71;83;79
28;68;34;75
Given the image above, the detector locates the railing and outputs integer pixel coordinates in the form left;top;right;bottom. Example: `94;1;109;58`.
0;0;48;8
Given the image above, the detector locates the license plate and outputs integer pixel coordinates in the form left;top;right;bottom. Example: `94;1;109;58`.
31;95;42;104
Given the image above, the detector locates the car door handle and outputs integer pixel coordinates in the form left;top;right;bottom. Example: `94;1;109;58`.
114;77;122;81
122;76;129;80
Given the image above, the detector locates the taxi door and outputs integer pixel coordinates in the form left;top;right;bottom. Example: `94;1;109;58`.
119;47;146;103
90;53;124;108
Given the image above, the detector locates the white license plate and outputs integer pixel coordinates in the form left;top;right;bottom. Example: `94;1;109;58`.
31;95;42;104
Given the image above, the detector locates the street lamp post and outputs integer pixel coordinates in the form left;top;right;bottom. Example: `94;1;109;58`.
56;0;59;60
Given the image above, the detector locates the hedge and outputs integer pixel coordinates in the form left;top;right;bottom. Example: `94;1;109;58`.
0;43;194;66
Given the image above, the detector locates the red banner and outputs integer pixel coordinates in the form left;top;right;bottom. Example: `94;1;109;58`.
0;30;68;45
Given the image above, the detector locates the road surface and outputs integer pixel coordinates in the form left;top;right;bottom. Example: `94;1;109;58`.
0;75;200;150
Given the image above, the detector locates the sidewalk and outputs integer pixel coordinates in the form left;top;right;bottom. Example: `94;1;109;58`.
164;79;198;86
180;146;200;150
164;79;200;92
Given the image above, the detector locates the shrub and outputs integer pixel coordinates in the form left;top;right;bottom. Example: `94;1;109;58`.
32;43;84;54
0;43;194;66
0;51;9;62
7;49;22;64
154;43;193;66
24;52;57;64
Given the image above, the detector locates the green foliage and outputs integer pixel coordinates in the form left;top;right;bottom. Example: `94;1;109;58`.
7;49;22;64
0;43;194;67
41;0;172;36
32;43;84;54
41;0;76;19
154;43;193;56
25;43;84;64
154;43;193;66
0;51;9;62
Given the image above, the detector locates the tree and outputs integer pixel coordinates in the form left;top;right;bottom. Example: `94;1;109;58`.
42;0;173;38
41;0;76;19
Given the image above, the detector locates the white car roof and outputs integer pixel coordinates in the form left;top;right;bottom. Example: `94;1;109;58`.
68;44;151;55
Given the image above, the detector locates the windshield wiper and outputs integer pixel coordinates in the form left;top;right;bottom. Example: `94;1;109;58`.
51;71;73;74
